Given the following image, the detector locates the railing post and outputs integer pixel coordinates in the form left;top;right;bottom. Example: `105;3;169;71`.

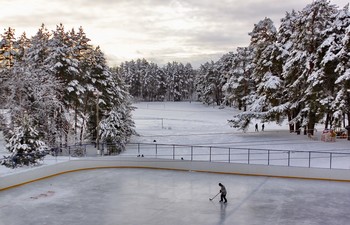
191;146;193;161
173;145;175;160
288;151;290;166
209;147;212;162
330;153;332;169
248;149;250;164
228;148;231;163
156;144;158;158
308;151;311;168
268;150;270;165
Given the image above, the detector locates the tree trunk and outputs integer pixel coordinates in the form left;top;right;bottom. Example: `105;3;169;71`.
79;96;90;144
325;113;330;129
288;112;294;133
308;111;317;135
347;112;350;141
295;122;301;135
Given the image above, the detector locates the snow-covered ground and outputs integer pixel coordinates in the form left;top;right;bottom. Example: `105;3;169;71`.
1;101;350;176
127;102;350;168
130;101;349;152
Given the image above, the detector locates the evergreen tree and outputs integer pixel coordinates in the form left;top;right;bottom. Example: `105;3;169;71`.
282;0;338;134
274;10;300;132
184;63;195;101
21;24;67;146
154;64;167;101
237;18;285;127
1;114;48;168
333;4;350;129
0;27;17;68
224;47;254;111
0;27;18;106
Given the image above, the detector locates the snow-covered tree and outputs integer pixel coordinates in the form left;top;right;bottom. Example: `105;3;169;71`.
0;27;18;106
195;61;220;105
99;103;135;154
223;47;254;111
16;24;66;146
1;114;48;168
229;18;281;128
327;4;350;128
184;63;196;101
281;0;339;134
0;27;17;68
319;4;350;128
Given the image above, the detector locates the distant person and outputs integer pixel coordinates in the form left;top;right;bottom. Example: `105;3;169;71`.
255;123;258;132
218;183;227;203
262;124;265;131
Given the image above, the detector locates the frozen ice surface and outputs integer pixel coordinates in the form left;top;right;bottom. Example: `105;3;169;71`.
1;168;350;225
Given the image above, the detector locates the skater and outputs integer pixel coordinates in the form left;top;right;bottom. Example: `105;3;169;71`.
262;124;265;131
218;183;227;203
255;123;259;132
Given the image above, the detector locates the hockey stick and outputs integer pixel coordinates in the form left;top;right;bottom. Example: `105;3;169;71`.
209;192;220;201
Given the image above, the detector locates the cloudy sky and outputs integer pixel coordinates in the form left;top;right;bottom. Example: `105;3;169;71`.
1;0;349;68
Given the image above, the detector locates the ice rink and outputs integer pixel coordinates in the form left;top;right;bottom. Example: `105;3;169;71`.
1;168;350;225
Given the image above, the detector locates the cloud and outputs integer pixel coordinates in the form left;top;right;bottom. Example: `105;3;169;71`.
1;0;349;68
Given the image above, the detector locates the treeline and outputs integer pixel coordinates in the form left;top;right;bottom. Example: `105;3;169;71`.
0;24;135;166
114;59;196;102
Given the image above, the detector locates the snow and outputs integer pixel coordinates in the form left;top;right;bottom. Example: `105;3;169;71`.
263;72;281;89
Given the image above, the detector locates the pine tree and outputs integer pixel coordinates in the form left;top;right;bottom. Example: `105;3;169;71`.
154;64;167;101
274;10;300;132
0;27;17;68
282;0;339;134
195;61;216;105
0;27;18;106
1;114;48;168
184;63;195;101
246;18;286;126
224;47;254;111
20;24;66;147
333;4;350;129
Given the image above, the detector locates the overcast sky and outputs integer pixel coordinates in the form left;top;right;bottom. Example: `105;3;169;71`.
1;0;349;68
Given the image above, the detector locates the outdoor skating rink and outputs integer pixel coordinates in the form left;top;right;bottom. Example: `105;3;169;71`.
1;168;350;225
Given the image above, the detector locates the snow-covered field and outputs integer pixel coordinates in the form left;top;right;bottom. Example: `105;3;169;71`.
126;101;350;169
130;101;350;152
1;101;350;176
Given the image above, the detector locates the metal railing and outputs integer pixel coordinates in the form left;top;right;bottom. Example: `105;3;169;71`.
1;142;350;170
121;143;350;170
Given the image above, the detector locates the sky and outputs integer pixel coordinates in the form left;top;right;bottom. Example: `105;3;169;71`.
1;0;349;68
